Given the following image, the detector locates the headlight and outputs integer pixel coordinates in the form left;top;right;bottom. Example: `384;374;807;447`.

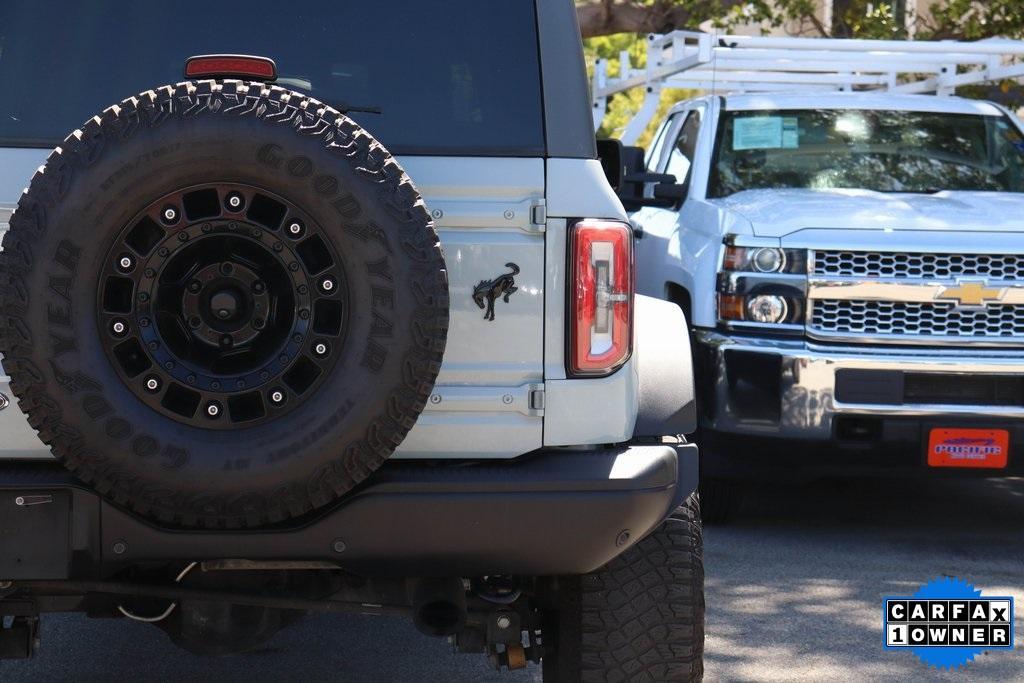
746;294;788;323
722;245;805;274
718;241;806;328
719;293;802;324
752;248;784;273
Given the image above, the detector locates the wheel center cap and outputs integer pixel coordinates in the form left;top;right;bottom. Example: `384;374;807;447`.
210;290;240;320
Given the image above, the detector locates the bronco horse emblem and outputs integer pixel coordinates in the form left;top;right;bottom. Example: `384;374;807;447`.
472;263;520;321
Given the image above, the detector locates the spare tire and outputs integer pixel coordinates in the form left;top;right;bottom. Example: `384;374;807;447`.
0;80;448;528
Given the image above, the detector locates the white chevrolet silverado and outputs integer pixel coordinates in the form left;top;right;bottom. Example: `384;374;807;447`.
597;33;1024;521
0;2;702;678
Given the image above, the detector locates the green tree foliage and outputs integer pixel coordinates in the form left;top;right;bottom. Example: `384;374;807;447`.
587;33;695;146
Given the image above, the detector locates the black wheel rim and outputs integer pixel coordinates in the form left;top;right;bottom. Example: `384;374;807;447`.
98;183;348;429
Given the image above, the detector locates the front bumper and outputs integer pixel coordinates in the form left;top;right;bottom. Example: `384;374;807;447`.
695;330;1024;475
0;443;697;581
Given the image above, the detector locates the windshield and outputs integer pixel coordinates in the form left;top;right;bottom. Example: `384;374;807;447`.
709;109;1024;197
0;0;544;156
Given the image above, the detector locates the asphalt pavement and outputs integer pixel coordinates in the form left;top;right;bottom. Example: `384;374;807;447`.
4;475;1023;681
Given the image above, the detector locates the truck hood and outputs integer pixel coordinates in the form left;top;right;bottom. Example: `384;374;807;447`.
712;188;1024;238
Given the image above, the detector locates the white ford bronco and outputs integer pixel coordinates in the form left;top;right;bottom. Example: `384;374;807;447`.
596;32;1024;521
0;2;703;678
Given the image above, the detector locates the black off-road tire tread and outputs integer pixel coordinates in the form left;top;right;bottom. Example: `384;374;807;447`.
547;494;705;682
0;80;449;528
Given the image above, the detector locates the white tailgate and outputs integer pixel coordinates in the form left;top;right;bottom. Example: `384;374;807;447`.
0;150;546;460
392;157;546;458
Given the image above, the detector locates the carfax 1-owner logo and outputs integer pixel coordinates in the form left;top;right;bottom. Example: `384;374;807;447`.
883;577;1015;669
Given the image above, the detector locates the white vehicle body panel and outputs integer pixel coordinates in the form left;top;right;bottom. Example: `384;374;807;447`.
713;189;1024;238
0;152;642;460
722;91;1006;115
544;159;638;446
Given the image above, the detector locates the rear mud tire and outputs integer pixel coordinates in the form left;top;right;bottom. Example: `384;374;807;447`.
543;494;705;681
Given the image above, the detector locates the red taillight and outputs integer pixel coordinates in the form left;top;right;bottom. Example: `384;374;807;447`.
569;219;634;376
184;55;277;81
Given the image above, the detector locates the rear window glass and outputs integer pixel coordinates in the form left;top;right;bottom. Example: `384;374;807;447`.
0;0;545;156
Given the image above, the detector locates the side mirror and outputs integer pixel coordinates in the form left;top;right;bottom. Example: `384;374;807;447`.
653;180;689;201
613;143;688;210
596;139;624;190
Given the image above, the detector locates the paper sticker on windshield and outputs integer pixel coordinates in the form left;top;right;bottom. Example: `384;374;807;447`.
733;116;798;150
781;117;799;148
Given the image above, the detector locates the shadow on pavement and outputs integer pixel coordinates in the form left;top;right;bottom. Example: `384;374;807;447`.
705;476;1024;681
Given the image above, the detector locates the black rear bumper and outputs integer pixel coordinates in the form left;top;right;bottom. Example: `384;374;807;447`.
0;444;697;580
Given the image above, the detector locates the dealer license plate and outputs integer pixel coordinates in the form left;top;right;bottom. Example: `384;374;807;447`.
927;428;1009;469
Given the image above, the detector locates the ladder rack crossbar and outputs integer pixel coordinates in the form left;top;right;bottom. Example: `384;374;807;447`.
594;31;1024;141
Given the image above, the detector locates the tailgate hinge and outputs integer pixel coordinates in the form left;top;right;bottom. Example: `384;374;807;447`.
425;384;544;417
528;199;547;233
528;385;545;414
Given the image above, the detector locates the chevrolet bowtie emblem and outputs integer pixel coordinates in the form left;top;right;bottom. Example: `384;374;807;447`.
935;281;1006;307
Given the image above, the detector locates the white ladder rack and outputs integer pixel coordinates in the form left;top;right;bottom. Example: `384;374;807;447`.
594;31;1024;144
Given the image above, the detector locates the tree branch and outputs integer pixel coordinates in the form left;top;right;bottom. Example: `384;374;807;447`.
577;0;746;38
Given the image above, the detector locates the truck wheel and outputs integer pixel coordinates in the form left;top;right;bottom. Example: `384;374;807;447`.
0;80;448;528
543;495;705;682
698;478;739;525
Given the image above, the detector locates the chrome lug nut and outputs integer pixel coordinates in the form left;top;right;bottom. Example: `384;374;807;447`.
206;402;221;418
314;342;329;357
287;220;304;237
111;320;128;336
118;254;134;271
144;375;161;393
269;389;286;405
320;278;335;292
162;206;179;224
225;192;244;211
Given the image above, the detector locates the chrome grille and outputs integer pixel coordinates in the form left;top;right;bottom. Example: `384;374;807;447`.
814;251;1024;280
811;300;1024;339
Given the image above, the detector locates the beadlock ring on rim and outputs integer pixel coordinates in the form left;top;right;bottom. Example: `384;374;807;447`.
97;183;348;429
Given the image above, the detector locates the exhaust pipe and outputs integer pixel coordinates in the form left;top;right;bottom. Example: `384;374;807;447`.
410;578;467;637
